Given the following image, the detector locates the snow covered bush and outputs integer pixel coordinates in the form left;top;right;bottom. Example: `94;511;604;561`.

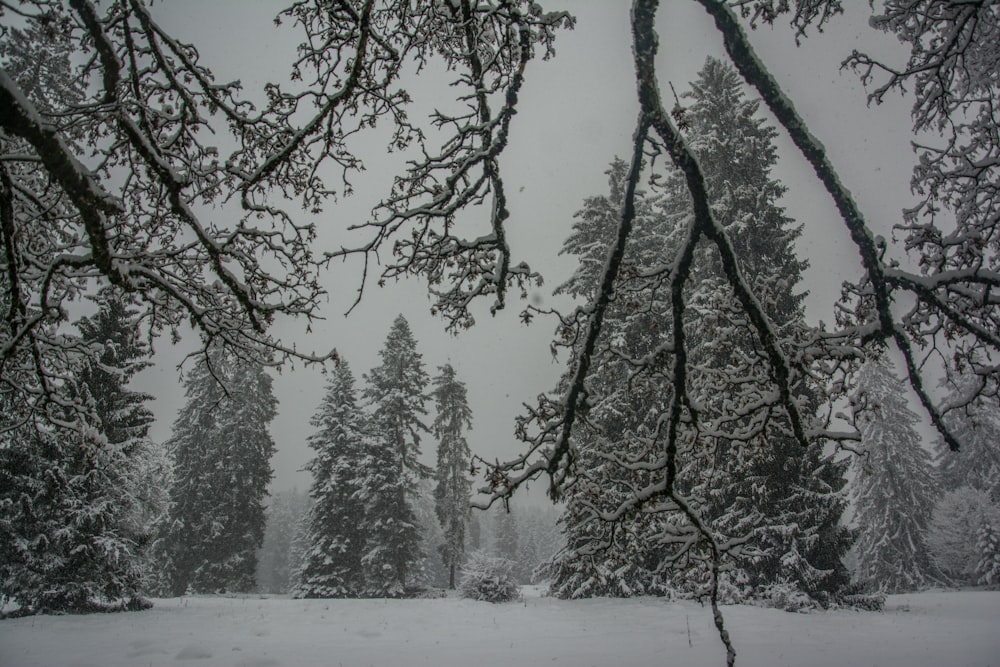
758;580;816;613
926;487;1000;584
459;552;520;603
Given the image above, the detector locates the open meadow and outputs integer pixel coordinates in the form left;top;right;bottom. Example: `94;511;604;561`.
1;589;997;667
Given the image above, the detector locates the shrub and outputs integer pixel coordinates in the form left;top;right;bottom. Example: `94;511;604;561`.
459;552;520;603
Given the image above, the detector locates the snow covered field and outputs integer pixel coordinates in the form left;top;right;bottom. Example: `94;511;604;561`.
1;589;997;667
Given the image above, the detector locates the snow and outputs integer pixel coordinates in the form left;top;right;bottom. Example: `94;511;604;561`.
1;590;997;667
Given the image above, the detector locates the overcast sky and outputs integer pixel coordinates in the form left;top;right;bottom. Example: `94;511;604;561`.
133;1;919;495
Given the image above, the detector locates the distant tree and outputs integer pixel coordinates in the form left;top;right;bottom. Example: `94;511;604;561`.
849;355;941;593
258;489;310;594
926;487;1000;584
432;364;474;589
415;480;448;589
0;292;157;613
154;347;276;596
295;360;369;598
468;513;482;553
493;506;518;561
360;316;431;595
936;404;1000;501
516;504;561;584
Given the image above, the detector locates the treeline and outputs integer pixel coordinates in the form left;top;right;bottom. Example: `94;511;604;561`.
256;489;560;594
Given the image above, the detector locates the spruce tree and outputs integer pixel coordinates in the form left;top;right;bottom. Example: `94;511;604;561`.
926;486;1000;583
360;316;430;595
937;403;1000;501
295;360;369;597
676;58;852;604
0;292;156;613
543;159;678;599
493;505;521;578
432;364;474;589
155;346;276;595
849;355;940;593
543;58;853;605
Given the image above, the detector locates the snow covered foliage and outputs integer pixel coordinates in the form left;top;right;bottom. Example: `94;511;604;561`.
977;521;1000;589
359;316;431;596
936;403;1000;501
295;360;369;598
849;355;941;593
152;348;276;596
926;487;1000;585
0;292;158;614
539;59;852;607
459;551;520;603
431;364;474;589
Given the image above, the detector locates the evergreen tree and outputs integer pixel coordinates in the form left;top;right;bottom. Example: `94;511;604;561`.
849;355;941;593
677;58;852;604
542;58;853;605
467;513;482;552
295;360;369;597
937;403;1000;501
155;346;276;595
493;505;519;561
926;486;1000;584
0;292;157;613
360;316;431;595
432;364;474;589
543;158;678;599
415;480;449;589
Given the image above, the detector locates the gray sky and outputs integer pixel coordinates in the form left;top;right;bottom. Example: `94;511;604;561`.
134;1;920;494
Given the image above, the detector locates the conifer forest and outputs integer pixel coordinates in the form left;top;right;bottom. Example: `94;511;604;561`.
1;1;999;666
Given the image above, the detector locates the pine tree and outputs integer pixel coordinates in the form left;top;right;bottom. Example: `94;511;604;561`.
432;364;474;589
493;506;518;560
937;403;1000;501
468;513;482;552
543;158;678;599
542;58;853;605
154;346;276;595
675;58;853;605
360;316;431;595
0;292;157;613
295;360;369;597
849;355;941;593
926;486;1000;584
415;479;448;588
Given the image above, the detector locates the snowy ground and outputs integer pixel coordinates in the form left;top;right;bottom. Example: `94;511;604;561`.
1;589;997;667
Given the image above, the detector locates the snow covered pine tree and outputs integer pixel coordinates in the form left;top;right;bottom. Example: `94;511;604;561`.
295;359;369;598
153;348;276;596
849;355;941;593
360;316;432;596
432;364;474;589
541;58;853;606
0;291;156;614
